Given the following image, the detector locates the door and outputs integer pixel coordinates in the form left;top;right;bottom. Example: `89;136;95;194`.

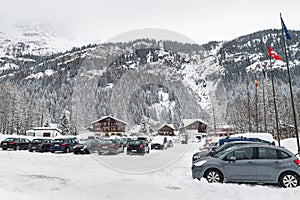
223;147;257;182
256;147;286;182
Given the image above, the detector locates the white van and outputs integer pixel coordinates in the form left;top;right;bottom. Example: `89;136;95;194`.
151;136;168;150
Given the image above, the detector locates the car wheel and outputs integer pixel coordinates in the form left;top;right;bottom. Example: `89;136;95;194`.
280;172;299;188
147;148;150;153
51;151;55;153
2;148;7;150
205;169;223;183
98;151;102;155
29;150;33;152
15;145;20;151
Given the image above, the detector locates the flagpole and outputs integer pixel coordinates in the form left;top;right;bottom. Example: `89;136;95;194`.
262;72;267;133
255;75;259;133
269;57;281;146
247;82;251;132
280;13;300;153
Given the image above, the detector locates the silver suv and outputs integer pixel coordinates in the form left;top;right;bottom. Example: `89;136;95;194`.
192;144;300;187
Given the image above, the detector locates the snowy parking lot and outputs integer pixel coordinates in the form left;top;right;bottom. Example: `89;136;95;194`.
1;142;300;200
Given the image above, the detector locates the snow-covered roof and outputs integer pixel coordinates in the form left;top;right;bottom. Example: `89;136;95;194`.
33;127;62;133
182;119;206;127
91;116;128;125
230;132;275;143
157;124;175;131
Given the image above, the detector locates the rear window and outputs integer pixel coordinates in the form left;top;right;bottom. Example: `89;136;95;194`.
129;141;142;145
3;138;15;142
101;140;112;145
54;139;65;143
32;139;43;143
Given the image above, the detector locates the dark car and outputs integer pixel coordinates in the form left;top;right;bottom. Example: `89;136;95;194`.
29;138;53;152
50;138;79;153
73;139;99;154
127;140;150;155
192;144;300;188
192;141;262;162
1;137;31;150
97;139;124;155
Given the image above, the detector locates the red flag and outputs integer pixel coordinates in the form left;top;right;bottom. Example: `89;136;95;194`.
268;46;282;60
254;76;259;88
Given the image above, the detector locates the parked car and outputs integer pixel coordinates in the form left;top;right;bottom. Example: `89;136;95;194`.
50;138;79;153
127;140;150;155
97;139;124;155
192;144;300;188
1;137;31;150
192;141;262;163
120;137;132;147
151;136;168;150
29;138;53;152
73;139;99;154
166;137;174;148
219;136;272;146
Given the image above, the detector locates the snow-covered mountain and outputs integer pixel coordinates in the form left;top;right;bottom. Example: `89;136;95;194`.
0;21;74;57
1;28;300;135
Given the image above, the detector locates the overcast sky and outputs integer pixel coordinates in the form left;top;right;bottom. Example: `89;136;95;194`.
0;0;299;45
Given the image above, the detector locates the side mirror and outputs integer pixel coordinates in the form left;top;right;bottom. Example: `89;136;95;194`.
229;156;236;163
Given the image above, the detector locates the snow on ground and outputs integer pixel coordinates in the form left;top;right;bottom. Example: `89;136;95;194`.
0;135;300;200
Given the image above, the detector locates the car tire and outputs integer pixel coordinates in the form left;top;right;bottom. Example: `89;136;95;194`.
15;145;20;151
29;150;33;152
280;172;299;188
2;148;7;150
205;169;223;183
51;151;55;153
98;151;102;155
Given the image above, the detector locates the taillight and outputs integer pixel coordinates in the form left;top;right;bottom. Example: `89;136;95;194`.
98;144;101;147
29;143;32;146
38;143;43;147
294;159;300;166
139;144;144;149
50;143;54;146
8;142;15;145
109;144;115;148
60;143;67;147
127;145;130;148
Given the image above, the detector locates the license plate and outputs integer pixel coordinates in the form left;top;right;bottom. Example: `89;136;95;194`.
3;143;7;145
102;146;108;149
32;147;36;149
55;144;59;146
132;150;137;152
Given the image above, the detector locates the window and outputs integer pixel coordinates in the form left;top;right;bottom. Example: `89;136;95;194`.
258;147;277;159
278;150;291;159
224;147;254;160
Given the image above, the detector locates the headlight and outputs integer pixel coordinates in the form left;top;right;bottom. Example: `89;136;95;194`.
193;154;201;160
194;160;207;167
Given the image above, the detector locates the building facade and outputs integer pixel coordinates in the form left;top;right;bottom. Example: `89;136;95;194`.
91;116;127;137
157;124;175;136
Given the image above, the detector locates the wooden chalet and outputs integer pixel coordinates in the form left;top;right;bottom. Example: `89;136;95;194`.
180;119;207;138
157;124;175;136
91;116;127;137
